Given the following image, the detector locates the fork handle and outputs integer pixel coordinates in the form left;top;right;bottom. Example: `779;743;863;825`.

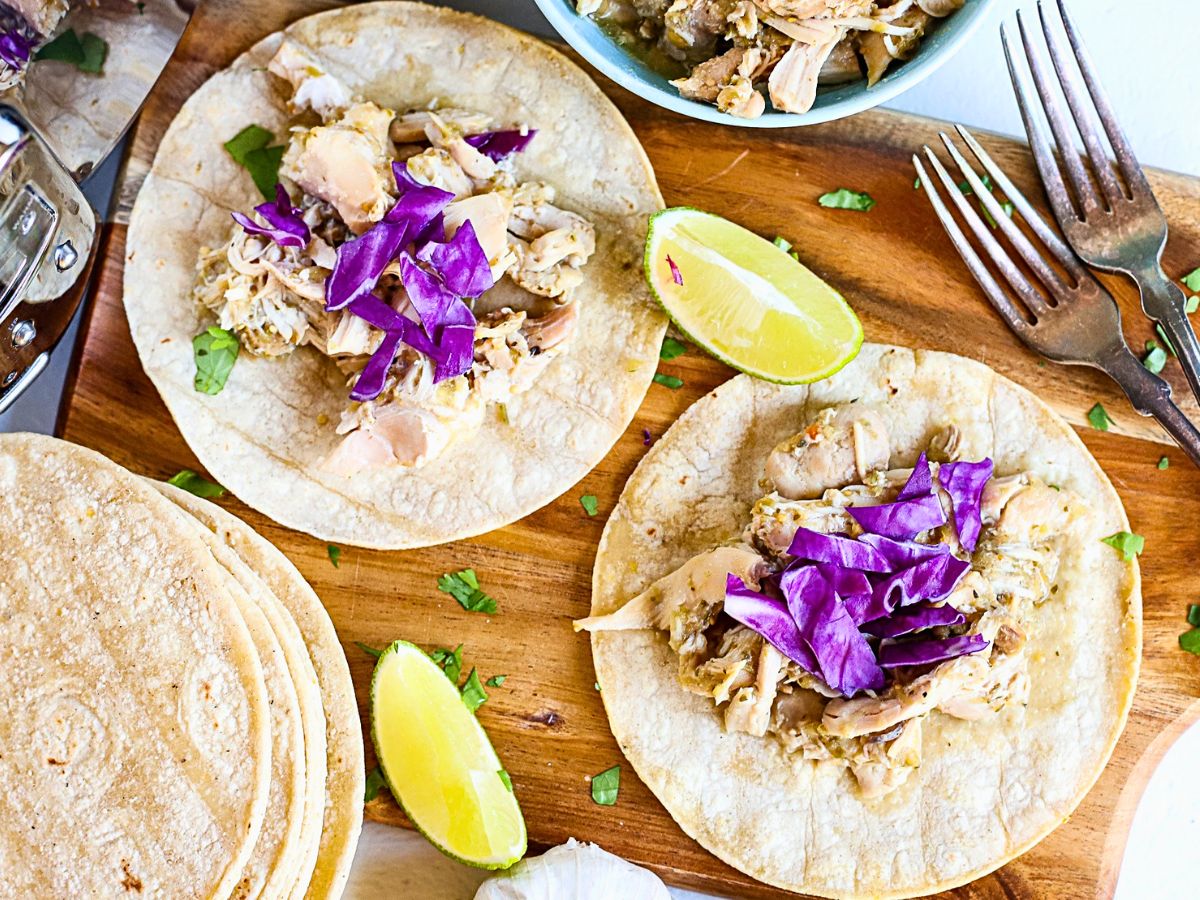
1101;344;1200;467
1131;266;1200;409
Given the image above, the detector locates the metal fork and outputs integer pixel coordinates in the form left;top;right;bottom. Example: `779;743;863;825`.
1003;0;1200;407
913;127;1200;467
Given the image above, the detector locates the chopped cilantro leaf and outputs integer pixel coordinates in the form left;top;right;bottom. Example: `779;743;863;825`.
594;681;601;691
1158;456;1170;470
460;668;488;712
193;326;239;395
1188;604;1200;628
653;373;683;389
580;494;599;516
1182;268;1200;293
1101;531;1144;561
167;469;225;498
243;145;286;200
498;769;513;792
355;641;382;660
818;188;875;212
590;765;620;805
1087;402;1111;431
1156;324;1176;356
364;766;387;802
1143;341;1167;374
327;544;341;568
1186;295;1199;314
430;645;463;684
224;125;272;166
36;29;106;73
913;176;921;190
659;336;687;360
1180;629;1200;656
485;674;507;687
438;569;497;614
772;236;792;252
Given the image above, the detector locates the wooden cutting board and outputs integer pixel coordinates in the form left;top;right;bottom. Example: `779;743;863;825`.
56;2;1200;897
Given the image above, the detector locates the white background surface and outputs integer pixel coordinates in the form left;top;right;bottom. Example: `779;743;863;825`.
1;0;1195;897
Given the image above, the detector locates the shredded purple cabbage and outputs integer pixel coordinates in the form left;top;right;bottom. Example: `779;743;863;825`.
724;574;818;672
938;458;995;552
848;492;945;541
897;452;933;500
862;602;965;639
814;563;871;601
349;330;403;402
667;255;683;286
232;184;310;249
782;568;885;694
788;528;892;573
856;533;949;569
0;27;32;69
398;254;476;383
464;129;537;161
878;633;988;668
415;219;493;298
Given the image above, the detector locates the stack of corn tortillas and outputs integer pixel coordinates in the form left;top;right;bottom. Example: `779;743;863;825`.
0;433;363;898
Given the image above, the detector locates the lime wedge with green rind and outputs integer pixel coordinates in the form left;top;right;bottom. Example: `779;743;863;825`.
645;207;863;384
370;640;526;869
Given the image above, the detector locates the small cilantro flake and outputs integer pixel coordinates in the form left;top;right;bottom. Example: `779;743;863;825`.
1186;295;1200;314
1188;604;1200;628
913;177;921;190
653;373;683;389
659;336;687;360
354;641;382;660
438;569;497;614
485;674;507;687
327;544;341;568
1087;402;1111;431
1101;531;1144;561
224;125;272;165
773;235;792;252
498;769;513;792
460;668;488;712
223;125;285;200
818;188;876;211
193;326;239;395
580;494;599;517
1156;324;1177;356
167;469;225;498
430;645;463;684
1143;340;1167;374
1182;268;1200;293
590;765;621;805
1158;456;1170;470
36;29;107;73
1180;630;1200;656
364;766;387;802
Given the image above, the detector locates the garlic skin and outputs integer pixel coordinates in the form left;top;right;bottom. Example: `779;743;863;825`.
474;839;670;900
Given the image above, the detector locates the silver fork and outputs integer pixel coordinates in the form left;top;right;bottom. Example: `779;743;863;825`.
1003;0;1200;407
913;127;1200;467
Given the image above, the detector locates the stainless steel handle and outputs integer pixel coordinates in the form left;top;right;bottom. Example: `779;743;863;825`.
1131;264;1200;411
1101;342;1200;467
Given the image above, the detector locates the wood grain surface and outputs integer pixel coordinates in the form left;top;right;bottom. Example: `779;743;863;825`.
57;2;1200;897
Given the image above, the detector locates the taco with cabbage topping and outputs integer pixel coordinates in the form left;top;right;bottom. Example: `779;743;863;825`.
124;2;665;549
579;344;1139;898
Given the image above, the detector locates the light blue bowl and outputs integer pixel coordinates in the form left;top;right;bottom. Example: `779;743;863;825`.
532;0;998;127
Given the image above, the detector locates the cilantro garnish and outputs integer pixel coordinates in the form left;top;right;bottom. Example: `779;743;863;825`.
430;645;463;684
653;373;683;390
485;674;507;687
659;336;687;361
36;29;107;73
167;469;225;498
1156;324;1176;356
1101;531;1144;561
590;765;620;805
1186;296;1199;314
1188;604;1200;628
818;188;875;211
1182;268;1200;293
364;766;387;802
498;769;513;792
1158;456;1170;470
1180;630;1200;656
327;544;341;568
193;326;239;395
1143;340;1167;374
223;125;286;200
355;641;382;660
1087;402;1111;431
460;668;488;713
438;569;497;614
580;494;599;517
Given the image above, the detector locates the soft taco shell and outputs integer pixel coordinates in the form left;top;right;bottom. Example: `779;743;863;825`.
590;345;1140;898
123;1;666;549
0;434;272;898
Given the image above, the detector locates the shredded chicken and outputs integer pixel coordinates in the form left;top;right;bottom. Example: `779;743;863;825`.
766;406;890;499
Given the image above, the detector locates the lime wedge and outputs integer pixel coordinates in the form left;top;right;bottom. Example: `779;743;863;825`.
645;207;863;383
370;640;526;869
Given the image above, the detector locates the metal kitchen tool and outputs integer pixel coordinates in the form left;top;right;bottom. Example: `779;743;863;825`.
914;126;1200;468
0;0;193;415
1002;0;1200;410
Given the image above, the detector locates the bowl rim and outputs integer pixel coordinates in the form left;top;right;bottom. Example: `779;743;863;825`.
531;0;1000;127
